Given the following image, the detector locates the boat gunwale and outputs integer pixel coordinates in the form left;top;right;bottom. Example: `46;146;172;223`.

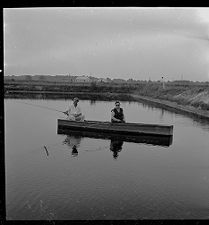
58;119;174;129
58;119;173;136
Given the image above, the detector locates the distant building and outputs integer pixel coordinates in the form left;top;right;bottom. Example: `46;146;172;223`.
33;75;46;81
88;76;98;82
112;78;126;83
68;76;77;82
4;76;14;81
127;78;136;83
75;76;91;83
97;78;108;83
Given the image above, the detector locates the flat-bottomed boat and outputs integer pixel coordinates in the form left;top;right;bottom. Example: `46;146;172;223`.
57;119;173;137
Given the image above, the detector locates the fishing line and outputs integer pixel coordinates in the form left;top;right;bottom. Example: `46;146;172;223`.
84;145;110;152
16;101;65;113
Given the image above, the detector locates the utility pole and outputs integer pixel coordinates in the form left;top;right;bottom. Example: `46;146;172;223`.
162;76;165;89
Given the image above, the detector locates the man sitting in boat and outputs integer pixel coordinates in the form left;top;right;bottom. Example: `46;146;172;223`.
111;101;125;123
64;97;85;121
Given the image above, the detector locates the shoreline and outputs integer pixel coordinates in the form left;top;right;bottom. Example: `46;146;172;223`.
5;90;209;120
130;94;209;120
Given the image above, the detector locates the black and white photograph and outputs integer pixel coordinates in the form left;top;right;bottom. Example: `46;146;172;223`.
3;7;209;220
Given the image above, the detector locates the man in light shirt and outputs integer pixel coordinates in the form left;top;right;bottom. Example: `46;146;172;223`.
64;97;85;121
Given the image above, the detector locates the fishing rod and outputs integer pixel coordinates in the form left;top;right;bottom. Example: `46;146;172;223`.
17;101;66;114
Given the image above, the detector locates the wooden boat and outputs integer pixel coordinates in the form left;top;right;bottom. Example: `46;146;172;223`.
57;129;173;147
57;119;173;137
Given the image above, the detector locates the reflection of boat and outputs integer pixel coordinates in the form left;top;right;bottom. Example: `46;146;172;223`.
58;119;173;137
58;129;173;147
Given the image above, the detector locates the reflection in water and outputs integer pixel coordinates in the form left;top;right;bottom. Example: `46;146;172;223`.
110;139;124;159
43;146;49;156
5;93;209;129
160;108;165;119
71;146;78;157
35;94;45;99
5;98;209;220
141;102;155;110
192;117;209;131
90;100;96;105
58;129;173;147
63;135;82;157
63;134;124;159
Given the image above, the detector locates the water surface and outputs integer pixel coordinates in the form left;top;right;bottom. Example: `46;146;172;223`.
5;98;209;220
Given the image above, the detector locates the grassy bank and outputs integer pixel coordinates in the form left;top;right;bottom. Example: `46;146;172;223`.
4;91;135;101
4;80;209;118
133;83;209;111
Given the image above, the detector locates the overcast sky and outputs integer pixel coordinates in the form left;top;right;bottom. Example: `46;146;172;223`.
4;7;209;81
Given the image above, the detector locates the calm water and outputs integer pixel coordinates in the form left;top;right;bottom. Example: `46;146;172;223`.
5;98;209;220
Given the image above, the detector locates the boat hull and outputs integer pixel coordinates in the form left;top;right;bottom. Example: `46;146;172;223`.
57;119;173;137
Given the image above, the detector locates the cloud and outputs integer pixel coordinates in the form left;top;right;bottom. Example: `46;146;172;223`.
4;7;209;80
